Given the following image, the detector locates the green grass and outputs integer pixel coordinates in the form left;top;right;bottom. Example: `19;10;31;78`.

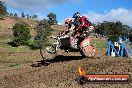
0;36;109;52
0;63;19;71
0;35;13;40
0;43;30;52
91;38;108;48
0;35;13;45
9;64;19;67
0;38;34;52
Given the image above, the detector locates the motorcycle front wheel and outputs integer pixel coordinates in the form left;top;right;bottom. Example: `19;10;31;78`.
80;45;96;58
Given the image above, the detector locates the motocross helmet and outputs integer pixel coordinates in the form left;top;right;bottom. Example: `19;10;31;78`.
73;12;81;18
73;12;81;22
64;17;72;26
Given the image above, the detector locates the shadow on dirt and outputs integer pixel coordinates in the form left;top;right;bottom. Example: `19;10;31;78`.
31;55;84;67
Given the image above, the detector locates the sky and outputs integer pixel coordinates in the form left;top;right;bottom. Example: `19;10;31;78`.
2;0;132;26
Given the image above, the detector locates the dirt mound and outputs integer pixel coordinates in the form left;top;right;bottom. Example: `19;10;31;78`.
0;16;64;38
0;16;37;37
51;25;66;36
0;48;132;88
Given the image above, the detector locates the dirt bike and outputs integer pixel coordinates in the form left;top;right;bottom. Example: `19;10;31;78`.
46;29;96;58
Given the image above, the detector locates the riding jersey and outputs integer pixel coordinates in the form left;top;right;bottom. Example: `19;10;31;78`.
77;16;90;30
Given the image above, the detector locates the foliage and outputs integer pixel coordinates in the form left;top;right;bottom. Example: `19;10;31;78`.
95;21;132;42
47;12;57;25
32;15;37;18
9;13;13;16
0;1;7;16
34;19;53;48
9;64;19;67
26;14;30;19
12;23;31;46
21;12;25;18
14;13;18;18
108;35;119;42
91;39;108;48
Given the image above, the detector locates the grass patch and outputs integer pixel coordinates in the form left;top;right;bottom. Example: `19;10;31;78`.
0;35;13;44
91;38;108;48
0;35;13;40
0;43;30;52
9;64;19;67
0;63;19;71
0;37;33;52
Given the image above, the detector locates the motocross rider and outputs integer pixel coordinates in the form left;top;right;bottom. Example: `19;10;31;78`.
62;17;75;36
46;17;75;54
46;13;94;53
72;12;94;37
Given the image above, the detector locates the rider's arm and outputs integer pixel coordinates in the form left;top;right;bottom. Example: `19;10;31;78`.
77;16;85;30
77;25;82;30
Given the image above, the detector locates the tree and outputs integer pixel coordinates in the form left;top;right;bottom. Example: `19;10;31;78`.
26;14;30;19
14;13;18;18
9;13;13;17
34;19;53;48
47;12;57;25
21;12;25;18
122;25;131;35
29;16;32;18
95;21;131;42
32;15;37;18
12;23;31;46
0;1;7;16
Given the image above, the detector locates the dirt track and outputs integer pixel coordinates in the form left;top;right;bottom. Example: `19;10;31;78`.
0;48;132;88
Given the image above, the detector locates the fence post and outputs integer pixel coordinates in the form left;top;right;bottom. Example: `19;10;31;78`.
120;43;124;57
108;41;111;57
